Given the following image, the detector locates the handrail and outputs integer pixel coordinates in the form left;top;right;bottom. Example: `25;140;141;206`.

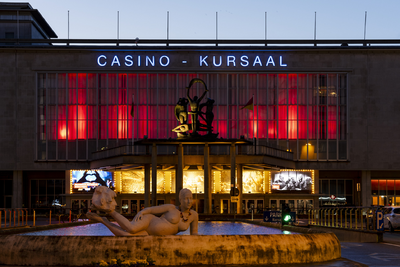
305;207;388;232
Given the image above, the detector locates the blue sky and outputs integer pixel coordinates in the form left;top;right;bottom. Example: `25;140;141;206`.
9;0;400;39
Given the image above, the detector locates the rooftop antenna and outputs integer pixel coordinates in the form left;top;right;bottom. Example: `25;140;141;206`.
117;11;120;40
216;12;218;46
364;11;367;40
167;11;169;45
68;10;70;39
264;12;267;41
314;11;317;46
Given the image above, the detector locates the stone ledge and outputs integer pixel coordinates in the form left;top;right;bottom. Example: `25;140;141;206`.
0;233;341;266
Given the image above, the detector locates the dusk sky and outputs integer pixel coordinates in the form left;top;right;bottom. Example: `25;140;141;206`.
6;0;400;40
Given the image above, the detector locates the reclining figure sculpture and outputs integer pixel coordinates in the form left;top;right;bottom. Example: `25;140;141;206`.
86;186;198;236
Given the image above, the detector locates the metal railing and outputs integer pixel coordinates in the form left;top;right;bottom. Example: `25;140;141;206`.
308;207;383;231
2;38;400;47
0;208;89;229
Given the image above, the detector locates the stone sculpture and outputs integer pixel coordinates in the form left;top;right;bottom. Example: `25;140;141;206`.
86;187;198;236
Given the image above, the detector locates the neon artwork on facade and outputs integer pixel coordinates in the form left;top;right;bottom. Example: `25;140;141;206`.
38;72;347;161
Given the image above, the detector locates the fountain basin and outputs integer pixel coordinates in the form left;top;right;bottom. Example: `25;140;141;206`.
0;233;340;266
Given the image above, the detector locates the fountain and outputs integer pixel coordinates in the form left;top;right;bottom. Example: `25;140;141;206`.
0;187;340;266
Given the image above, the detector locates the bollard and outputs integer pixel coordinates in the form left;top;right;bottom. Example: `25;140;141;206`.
69;210;72;223
25;209;28;226
21;210;23;226
324;209;327;226
308;210;311;225
18;209;20;226
49;210;52;225
14;210;16;227
4;210;7;228
33;210;35;227
344;209;348;228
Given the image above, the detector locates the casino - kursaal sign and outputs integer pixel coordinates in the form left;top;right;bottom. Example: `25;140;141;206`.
96;54;288;68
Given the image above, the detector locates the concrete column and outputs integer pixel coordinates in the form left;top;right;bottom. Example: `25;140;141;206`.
313;170;319;209
144;164;150;207
237;164;243;214
176;143;184;206
65;170;71;209
204;143;211;214
152;144;157;206
12;171;23;208
362;171;371;207
314;170;319;209
230;143;236;214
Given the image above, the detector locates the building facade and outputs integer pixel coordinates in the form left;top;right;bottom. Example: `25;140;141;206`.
1;4;400;215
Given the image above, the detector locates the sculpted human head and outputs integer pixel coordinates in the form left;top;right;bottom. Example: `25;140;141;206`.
179;188;193;210
91;186;117;213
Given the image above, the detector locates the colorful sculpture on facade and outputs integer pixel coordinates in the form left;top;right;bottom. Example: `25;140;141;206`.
86;186;198;236
172;78;217;139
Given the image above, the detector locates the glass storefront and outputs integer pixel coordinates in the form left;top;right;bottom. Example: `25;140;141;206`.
319;179;353;206
371;179;400;206
31;179;65;210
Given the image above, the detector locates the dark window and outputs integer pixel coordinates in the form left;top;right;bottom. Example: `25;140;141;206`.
5;32;14;39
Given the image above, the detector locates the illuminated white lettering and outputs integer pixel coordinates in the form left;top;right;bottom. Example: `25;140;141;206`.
159;55;170;67
240;55;249;67
146;56;155;66
227;56;236;66
125;55;133;67
138;56;141;67
111;55;120;66
266;56;275;66
97;55;107;67
280;56;287;67
253;56;262;66
213;56;222;67
200;56;208;66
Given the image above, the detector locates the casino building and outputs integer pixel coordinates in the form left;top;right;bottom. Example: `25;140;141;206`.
1;3;400;215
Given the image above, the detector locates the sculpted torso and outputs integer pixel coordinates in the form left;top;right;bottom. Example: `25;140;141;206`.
145;205;196;235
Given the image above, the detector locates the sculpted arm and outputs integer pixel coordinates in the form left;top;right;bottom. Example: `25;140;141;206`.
134;204;176;221
190;210;199;235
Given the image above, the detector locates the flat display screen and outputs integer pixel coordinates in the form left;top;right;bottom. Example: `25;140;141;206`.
71;170;114;193
271;171;312;192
